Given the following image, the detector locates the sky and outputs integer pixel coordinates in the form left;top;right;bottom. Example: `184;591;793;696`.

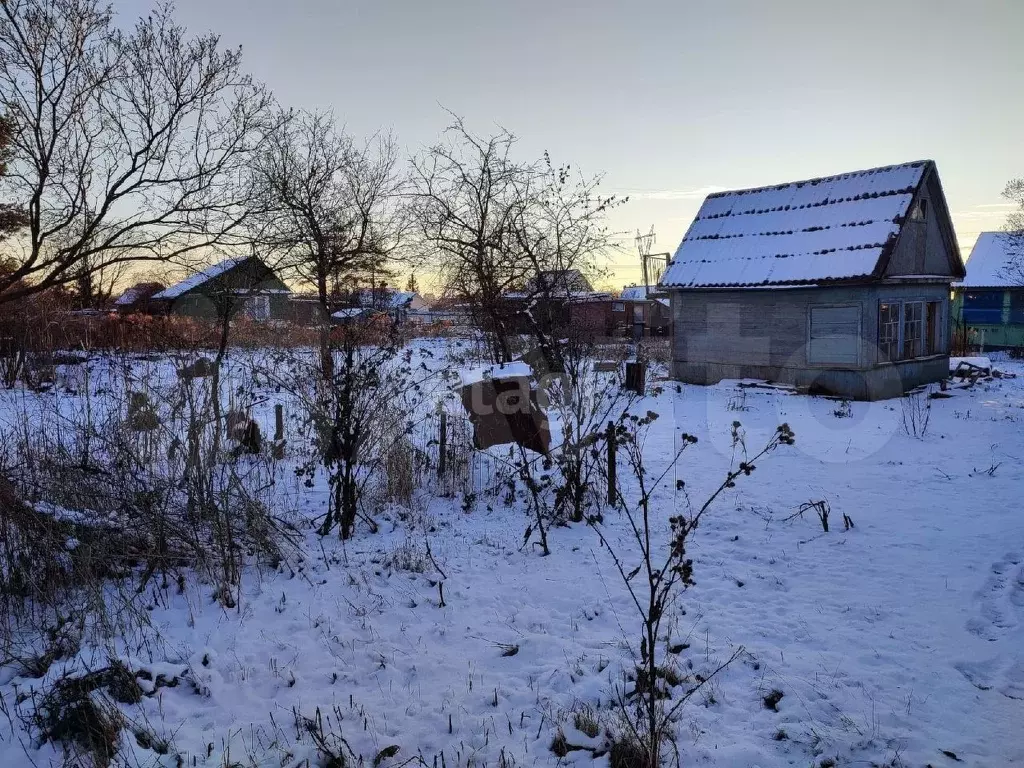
120;0;1023;290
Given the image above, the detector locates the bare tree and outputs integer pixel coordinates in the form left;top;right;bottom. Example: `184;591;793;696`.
0;115;27;241
1000;179;1024;284
0;0;271;305
411;116;622;366
410;116;534;363
509;155;623;372
250;109;402;375
1005;179;1024;234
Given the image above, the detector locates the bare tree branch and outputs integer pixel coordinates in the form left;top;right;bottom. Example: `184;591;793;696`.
0;0;272;304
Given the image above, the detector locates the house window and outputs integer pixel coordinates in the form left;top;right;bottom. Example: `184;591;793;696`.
880;300;944;362
245;295;270;321
612;302;625;312
962;290;1003;325
902;301;924;359
879;302;900;362
1010;291;1024;325
633;304;644;322
926;302;942;354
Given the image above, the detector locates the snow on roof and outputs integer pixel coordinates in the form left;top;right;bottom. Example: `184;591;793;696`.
659;161;930;289
331;307;371;319
503;290;610;302
460;361;532;387
620;285;649;301
152;258;251;300
960;232;1024;288
114;282;164;307
620;285;669;305
358;290;416;309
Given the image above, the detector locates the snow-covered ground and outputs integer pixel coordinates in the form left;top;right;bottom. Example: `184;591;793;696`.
1;343;1023;768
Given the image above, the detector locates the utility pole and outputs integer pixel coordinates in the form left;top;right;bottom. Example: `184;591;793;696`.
635;226;671;293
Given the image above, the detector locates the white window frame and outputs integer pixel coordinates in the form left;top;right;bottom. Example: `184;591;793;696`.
879;301;901;362
902;301;924;359
877;299;940;364
245;294;271;321
612;302;625;312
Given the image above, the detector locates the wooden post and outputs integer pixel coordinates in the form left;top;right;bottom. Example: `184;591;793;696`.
274;404;284;441
625;361;645;394
606;420;616;506
438;411;448;479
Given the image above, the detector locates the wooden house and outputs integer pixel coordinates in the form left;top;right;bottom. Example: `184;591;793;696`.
954;231;1024;351
150;257;291;321
658;160;965;400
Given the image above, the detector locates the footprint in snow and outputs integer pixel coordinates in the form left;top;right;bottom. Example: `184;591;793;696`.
954;657;1024;700
966;553;1023;641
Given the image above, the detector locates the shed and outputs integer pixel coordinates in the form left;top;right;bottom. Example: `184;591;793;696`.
954;231;1024;350
658;160;965;400
151;257;291;321
618;285;672;336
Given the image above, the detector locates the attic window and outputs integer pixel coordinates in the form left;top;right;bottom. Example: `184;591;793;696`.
910;199;928;221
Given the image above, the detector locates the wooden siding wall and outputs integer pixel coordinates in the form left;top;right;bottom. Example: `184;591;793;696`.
670;283;952;398
885;172;958;278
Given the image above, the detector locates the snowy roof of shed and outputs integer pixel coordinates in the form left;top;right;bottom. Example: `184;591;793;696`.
152;258;250;300
620;285;670;306
659;161;932;289
331;307;372;319
358;290;416;309
959;232;1024;288
114;282;164;307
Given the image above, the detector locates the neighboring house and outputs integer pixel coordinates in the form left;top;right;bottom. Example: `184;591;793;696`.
326;289;431;325
523;269;593;295
150;257;291;321
954;231;1024;351
618;285;673;336
658;160;965;400
288;293;330;327
330;306;376;324
113;282;165;314
359;289;429;322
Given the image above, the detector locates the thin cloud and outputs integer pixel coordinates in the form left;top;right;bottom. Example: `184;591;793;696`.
952;202;1016;221
624;185;728;201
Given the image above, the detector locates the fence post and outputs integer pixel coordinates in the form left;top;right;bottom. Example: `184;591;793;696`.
625;361;645;394
438;411;448;479
606;420;616;506
274;404;284;441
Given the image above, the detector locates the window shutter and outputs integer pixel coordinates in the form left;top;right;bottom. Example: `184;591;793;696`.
808;306;860;365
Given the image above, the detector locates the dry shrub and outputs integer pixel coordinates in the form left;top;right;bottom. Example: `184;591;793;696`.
382;435;416;507
384;539;430;574
901;389;932;438
0;479;150;616
1;358;294;622
30;662;143;768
